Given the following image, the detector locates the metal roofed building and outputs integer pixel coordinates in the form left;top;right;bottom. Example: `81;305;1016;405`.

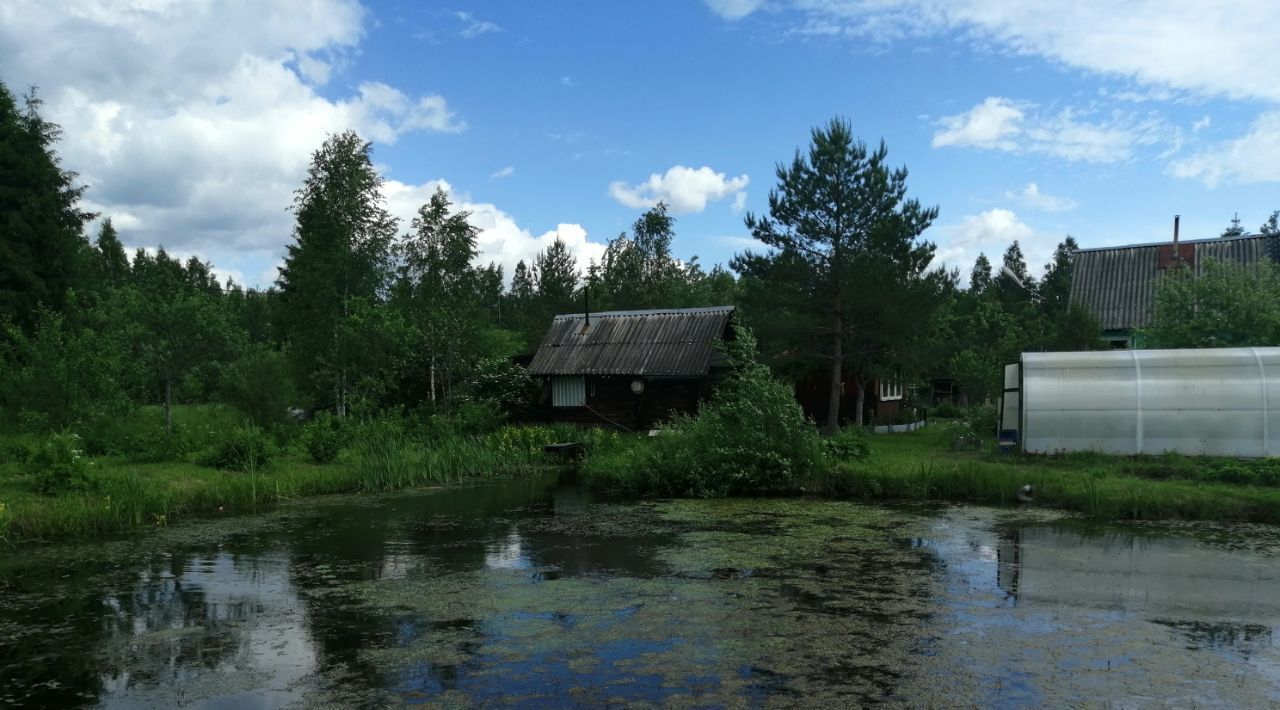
525;306;735;428
1070;232;1279;348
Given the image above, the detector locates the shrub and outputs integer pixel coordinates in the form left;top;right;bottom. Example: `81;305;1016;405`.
198;423;275;471
463;357;540;416
301;412;347;464
824;428;871;461
450;400;506;437
129;424;198;463
31;432;94;493
931;401;963;419
581;330;826;498
220;347;296;427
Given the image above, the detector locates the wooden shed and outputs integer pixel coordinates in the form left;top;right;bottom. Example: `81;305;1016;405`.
525;306;735;429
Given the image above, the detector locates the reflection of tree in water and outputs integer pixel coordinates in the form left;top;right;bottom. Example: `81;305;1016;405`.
0;555;116;707
1150;618;1274;653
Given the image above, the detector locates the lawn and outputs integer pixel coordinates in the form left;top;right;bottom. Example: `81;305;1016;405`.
819;421;1280;523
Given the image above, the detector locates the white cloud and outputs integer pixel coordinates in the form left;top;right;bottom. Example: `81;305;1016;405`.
608;165;749;214
1004;182;1077;213
383;180;607;285
1169;111;1280;186
1192;116;1212;133
731;191;748;213
703;0;767;20
490;166;516;179
561;76;574;87
933;97;1166;163
723;1;1280;103
455;11;502;38
929;208;1059;285
932;97;1024;151
0;0;464;273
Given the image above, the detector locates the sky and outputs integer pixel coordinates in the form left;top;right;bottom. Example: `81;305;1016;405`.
3;0;1280;289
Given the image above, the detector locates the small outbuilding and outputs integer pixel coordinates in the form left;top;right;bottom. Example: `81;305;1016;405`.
1001;347;1280;457
525;306;735;429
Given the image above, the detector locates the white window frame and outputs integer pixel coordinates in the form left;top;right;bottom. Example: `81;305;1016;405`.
879;376;903;401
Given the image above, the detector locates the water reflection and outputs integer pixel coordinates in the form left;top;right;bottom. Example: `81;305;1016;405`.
2;481;1280;707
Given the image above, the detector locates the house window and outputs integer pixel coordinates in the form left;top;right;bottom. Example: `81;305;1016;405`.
879;376;903;401
551;376;586;407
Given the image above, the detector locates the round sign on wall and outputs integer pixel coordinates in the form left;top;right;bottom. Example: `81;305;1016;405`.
630;379;645;395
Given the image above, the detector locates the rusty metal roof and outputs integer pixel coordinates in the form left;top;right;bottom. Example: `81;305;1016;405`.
1070;234;1277;331
526;306;734;377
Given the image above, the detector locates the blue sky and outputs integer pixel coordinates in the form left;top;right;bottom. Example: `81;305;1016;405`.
4;0;1279;287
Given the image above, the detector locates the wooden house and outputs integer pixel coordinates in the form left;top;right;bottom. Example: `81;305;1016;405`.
793;372;908;426
1071;232;1280;348
525;306;735;429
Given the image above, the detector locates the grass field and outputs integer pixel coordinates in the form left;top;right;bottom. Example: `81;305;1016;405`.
817;421;1280;523
0;405;573;547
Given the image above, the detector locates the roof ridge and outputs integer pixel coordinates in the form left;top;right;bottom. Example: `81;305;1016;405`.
551;305;734;319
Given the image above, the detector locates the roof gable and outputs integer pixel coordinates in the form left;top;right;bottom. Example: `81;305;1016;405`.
526;306;734;377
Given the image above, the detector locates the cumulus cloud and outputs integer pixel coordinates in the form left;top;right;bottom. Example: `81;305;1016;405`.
929;209;1060;285
490;166;516;179
383;180;607;286
0;0;466;278
1004;182;1078;213
703;0;767;20
933;97;1166;163
1169;111;1280;186
608;166;749;214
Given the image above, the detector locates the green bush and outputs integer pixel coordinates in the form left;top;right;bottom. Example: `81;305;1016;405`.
220;347;296;427
129;424;199;463
931;401;962;419
450;400;505;437
824;428;871;461
31;432;94;493
582;330;825;498
197;423;275;471
301;412;347;464
463;357;540;416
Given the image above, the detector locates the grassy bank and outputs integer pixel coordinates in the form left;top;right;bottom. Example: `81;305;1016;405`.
0;406;579;546
816;422;1280;523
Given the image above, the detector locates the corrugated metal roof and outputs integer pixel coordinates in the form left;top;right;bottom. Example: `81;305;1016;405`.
526;306;734;377
1070;234;1276;331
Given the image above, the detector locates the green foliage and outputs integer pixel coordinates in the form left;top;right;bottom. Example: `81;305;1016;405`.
823;428;871;461
735;117;945;431
931;401;963;419
197;423;275;471
31;432;94;493
0;82;95;333
220;347;296;427
276;130;397;416
462;357;539;416
301;411;347;464
582;330;826;497
1141;259;1280;348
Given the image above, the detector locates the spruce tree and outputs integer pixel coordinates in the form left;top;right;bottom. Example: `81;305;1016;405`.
0;82;95;332
276;131;396;416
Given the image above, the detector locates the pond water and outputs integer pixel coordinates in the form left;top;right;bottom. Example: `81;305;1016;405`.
3;472;1280;707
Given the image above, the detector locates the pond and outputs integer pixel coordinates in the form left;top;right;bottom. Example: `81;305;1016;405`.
3;472;1280;707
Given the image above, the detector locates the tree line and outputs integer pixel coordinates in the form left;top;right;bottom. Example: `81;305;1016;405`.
2;78;1115;439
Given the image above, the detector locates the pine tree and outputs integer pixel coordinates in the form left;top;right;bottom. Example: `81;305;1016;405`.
94;218;130;287
534;239;579;314
0;82;95;332
1222;212;1246;238
1038;236;1078;318
735;117;941;432
1259;210;1279;237
970;253;993;295
276;131;397;416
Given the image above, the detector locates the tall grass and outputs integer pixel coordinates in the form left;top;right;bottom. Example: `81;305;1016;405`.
0;424;569;546
813;424;1280;523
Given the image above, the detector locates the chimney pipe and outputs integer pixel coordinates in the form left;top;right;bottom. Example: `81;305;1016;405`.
1173;215;1180;247
584;279;591;329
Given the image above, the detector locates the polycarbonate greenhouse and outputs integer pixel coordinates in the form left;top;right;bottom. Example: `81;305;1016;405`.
1000;347;1280;458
